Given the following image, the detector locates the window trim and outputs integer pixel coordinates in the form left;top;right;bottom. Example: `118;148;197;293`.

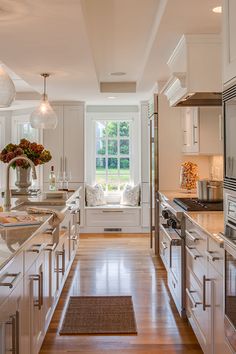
85;111;140;195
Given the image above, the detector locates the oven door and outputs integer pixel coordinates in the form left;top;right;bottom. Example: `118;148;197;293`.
224;240;236;351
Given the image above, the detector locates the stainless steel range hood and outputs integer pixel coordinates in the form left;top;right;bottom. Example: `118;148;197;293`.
161;35;222;107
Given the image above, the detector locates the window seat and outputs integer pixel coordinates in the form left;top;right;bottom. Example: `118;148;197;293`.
84;203;141;229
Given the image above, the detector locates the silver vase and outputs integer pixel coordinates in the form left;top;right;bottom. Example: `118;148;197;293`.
15;166;32;193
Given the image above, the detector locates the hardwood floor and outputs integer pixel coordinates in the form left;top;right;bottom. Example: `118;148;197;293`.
40;234;202;354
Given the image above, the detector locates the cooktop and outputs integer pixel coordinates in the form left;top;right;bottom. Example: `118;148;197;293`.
173;198;223;212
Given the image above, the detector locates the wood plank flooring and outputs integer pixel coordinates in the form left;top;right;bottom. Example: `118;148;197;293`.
40;234;202;354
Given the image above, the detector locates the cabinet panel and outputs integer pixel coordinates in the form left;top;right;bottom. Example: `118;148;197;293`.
208;264;232;354
182;107;199;154
223;0;236;84
186;268;209;353
63;105;84;183
182;107;223;155
43;105;64;184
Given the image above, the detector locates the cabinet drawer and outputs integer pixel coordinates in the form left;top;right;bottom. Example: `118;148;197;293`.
86;208;140;227
0;253;23;305
24;230;54;272
186;244;206;286
168;269;181;311
159;226;170;270
186;219;208;257
207;237;224;275
186;269;208;351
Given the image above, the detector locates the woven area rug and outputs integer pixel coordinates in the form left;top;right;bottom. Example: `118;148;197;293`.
60;295;137;335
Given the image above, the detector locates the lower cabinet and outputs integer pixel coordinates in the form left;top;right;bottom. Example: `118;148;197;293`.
0;280;24;354
185;218;232;354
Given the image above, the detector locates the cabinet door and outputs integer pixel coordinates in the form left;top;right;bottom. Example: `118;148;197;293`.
186;268;210;353
43;105;64;187
182;107;199;154
223;0;236;84
26;253;46;354
209;264;232;354
63;104;84;183
24;261;36;354
0;299;9;354
199;107;223;155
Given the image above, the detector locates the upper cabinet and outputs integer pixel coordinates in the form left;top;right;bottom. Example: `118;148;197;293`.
182;107;223;155
223;0;236;86
43;102;84;187
162;34;222;107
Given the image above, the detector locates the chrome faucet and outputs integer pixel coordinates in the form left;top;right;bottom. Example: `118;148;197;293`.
4;155;37;211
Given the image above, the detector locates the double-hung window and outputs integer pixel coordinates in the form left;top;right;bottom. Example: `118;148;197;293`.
86;110;140;195
96;120;131;193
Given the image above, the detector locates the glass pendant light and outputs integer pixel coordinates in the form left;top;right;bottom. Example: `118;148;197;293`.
0;65;16;108
30;73;57;129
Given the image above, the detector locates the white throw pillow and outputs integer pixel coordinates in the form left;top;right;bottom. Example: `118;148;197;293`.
86;184;106;207
121;184;140;206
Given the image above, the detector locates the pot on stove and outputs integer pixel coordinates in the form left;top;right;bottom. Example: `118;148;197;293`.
197;179;223;202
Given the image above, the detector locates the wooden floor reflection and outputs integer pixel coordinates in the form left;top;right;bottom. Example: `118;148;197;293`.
40;234;202;354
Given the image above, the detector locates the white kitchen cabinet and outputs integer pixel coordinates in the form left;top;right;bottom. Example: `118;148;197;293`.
223;0;236;85
43;102;85;188
185;218;232;354
182;107;199;154
182;107;223;155
0;280;24;354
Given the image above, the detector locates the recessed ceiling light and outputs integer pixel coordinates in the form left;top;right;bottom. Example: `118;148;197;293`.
110;72;126;76
212;6;222;13
107;96;116;99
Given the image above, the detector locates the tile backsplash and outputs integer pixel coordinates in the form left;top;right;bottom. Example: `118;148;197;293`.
210;155;223;180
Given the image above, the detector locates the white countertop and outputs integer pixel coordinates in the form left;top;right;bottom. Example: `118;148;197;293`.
159;190;224;244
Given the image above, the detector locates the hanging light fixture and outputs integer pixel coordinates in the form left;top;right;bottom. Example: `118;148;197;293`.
30;73;57;129
0;65;16;108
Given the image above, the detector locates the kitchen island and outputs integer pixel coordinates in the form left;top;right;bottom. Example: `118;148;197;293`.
0;188;81;354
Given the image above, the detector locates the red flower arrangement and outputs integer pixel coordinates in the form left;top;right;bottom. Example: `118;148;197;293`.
0;139;52;168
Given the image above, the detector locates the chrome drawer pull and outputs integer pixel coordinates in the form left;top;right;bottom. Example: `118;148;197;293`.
44;227;56;235
0;272;21;289
102;210;124;213
55;250;65;275
203;275;211;311
186;246;202;260
28;243;45;253
6;311;19;354
161;241;167;250
186;230;200;242
205;250;220;262
30;274;42;310
186;288;202;308
45;243;57;252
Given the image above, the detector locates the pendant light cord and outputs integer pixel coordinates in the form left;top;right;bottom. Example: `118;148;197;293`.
41;73;49;101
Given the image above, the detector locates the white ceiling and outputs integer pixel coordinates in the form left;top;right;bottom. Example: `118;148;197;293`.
0;0;222;105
